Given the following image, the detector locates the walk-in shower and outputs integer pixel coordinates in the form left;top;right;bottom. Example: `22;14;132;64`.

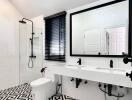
19;17;43;85
19;18;36;68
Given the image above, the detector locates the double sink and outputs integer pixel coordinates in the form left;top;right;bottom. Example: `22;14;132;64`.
48;64;132;88
66;65;129;74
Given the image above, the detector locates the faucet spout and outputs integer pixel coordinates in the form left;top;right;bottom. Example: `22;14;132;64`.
77;58;81;65
110;60;113;68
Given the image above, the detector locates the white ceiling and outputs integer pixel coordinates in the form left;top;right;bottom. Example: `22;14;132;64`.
9;0;98;18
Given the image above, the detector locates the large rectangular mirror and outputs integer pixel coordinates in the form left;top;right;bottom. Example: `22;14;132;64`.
70;0;131;57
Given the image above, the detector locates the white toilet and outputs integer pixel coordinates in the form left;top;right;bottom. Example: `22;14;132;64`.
31;78;53;100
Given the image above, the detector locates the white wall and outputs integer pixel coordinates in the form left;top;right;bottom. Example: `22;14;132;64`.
43;0;132;100
0;0;22;90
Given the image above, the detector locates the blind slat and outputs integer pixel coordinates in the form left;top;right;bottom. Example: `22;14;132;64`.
45;13;66;61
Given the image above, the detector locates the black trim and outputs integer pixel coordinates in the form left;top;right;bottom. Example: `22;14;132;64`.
70;0;126;15
129;0;132;57
70;0;131;57
44;11;67;20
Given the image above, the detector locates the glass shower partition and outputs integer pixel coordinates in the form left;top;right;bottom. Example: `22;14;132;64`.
19;23;43;84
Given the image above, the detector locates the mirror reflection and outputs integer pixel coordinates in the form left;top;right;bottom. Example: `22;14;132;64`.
71;0;128;56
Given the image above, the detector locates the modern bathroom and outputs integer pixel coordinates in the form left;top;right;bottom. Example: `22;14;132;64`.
0;0;132;100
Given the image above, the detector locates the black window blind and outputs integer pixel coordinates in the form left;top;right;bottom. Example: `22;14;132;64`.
45;12;66;61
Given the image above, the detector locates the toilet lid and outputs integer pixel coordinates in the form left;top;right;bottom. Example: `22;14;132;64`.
30;78;51;87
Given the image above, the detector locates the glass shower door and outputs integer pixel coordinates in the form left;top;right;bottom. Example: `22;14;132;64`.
19;23;43;84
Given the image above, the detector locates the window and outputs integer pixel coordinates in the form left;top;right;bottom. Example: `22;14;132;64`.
44;11;66;61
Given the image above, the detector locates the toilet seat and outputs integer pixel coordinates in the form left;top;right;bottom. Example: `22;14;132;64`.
31;78;51;87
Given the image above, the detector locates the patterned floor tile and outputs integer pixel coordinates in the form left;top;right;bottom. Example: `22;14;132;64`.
49;94;78;100
0;83;32;100
0;83;77;100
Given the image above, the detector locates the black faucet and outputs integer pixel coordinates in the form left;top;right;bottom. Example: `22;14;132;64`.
123;57;132;64
110;60;113;68
40;67;47;73
126;71;132;81
77;58;81;65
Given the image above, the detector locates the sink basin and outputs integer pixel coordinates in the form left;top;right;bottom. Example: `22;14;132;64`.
81;67;127;73
66;65;85;69
96;67;126;73
66;66;78;69
66;64;129;74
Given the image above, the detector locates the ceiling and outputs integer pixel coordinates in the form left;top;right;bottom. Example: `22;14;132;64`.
9;0;98;18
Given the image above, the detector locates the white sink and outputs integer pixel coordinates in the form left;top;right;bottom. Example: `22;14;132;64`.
81;67;127;74
81;66;95;70
96;67;126;73
66;66;78;69
48;64;132;88
66;65;85;69
66;64;128;74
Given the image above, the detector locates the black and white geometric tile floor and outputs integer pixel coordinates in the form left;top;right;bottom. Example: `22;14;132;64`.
49;94;78;100
0;83;78;100
0;83;32;100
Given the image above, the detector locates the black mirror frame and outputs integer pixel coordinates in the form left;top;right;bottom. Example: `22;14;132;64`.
70;0;132;57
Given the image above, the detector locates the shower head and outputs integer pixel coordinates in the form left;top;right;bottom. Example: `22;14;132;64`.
19;18;34;33
19;20;27;24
